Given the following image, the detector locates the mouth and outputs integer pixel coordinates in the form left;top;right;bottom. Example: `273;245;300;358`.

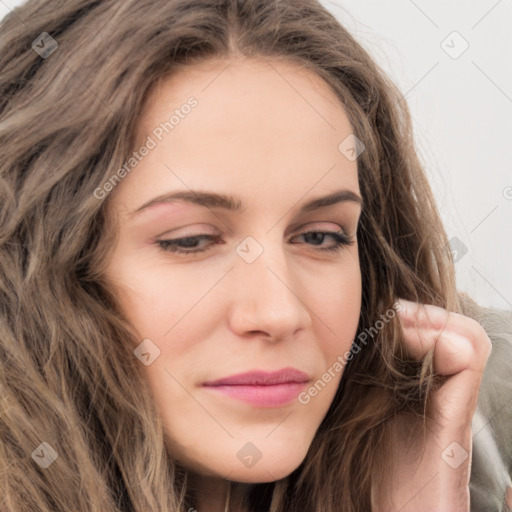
202;367;310;407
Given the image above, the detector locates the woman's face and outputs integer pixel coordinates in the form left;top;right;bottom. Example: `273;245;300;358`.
103;57;362;484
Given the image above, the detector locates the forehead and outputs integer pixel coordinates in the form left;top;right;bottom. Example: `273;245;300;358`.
120;57;359;210
138;56;354;145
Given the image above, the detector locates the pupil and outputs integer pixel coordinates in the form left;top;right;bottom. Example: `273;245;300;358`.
182;237;200;247
307;233;323;245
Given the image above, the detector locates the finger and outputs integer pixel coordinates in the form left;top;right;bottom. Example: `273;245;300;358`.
395;299;450;359
395;299;492;376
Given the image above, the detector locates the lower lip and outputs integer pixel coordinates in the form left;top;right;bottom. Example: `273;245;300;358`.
202;382;308;407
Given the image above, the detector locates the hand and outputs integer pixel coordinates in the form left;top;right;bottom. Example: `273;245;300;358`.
372;299;492;512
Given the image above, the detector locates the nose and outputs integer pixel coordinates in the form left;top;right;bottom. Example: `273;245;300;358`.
227;244;312;342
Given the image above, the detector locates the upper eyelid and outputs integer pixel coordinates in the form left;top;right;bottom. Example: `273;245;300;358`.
157;224;351;240
156;217;356;236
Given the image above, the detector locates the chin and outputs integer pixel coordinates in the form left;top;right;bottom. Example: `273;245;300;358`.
229;461;303;484
223;444;309;483
179;440;309;484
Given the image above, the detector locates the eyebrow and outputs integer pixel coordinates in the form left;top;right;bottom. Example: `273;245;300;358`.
130;188;363;216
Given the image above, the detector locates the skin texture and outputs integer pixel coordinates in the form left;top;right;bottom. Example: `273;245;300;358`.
103;57;492;511
103;57;363;511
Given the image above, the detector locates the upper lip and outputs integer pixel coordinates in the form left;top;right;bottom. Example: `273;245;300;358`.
203;367;310;386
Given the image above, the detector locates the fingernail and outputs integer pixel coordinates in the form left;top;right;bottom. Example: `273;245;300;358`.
395;298;414;313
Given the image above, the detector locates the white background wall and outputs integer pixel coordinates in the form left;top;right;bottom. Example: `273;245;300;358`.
2;0;511;310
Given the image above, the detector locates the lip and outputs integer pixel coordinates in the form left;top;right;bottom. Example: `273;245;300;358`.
202;367;310;408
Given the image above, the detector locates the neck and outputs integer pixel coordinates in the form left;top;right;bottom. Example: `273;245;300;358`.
189;474;250;512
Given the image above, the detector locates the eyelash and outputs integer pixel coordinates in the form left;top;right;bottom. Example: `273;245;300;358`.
156;230;355;255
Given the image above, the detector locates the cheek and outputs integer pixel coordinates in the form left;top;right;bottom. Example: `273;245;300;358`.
105;256;195;340
107;266;221;380
314;265;362;359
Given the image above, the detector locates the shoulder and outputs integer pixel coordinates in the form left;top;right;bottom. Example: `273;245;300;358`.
457;292;512;511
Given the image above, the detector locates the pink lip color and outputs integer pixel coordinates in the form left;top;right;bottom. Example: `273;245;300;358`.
202;367;310;407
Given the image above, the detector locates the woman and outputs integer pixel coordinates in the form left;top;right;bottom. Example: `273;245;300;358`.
0;0;510;511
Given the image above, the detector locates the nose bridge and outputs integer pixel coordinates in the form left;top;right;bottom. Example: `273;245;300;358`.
227;235;311;337
238;243;291;299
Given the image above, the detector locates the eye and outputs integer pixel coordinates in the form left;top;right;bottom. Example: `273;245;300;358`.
156;230;354;255
289;229;355;253
157;234;222;255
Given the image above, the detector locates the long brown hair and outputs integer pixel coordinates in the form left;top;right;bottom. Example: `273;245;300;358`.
0;1;466;510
